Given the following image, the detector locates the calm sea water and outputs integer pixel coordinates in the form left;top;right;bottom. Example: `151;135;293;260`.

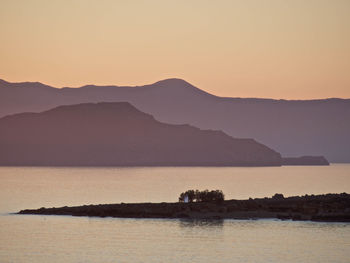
0;165;350;262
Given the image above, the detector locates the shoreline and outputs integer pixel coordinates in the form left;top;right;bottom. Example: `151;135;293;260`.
18;193;350;222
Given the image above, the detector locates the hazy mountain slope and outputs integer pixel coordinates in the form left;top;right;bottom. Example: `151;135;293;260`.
1;78;349;162
0;102;282;166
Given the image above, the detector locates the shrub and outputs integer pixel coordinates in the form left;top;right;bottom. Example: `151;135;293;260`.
272;193;284;199
179;189;224;203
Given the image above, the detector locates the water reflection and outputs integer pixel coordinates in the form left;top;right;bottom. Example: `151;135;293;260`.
179;219;224;228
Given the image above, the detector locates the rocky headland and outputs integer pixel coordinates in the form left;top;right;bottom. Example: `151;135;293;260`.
18;193;350;222
282;156;329;166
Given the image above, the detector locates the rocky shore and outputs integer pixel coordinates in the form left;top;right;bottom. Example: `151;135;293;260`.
18;193;350;222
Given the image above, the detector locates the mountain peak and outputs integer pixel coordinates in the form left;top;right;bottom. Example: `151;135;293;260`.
151;78;214;97
44;102;150;118
153;78;194;87
0;78;54;89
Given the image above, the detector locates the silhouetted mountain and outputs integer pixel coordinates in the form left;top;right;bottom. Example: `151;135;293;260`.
0;102;282;166
1;78;349;162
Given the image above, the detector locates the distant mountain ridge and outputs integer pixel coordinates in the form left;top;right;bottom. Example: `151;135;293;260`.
1;78;349;162
0;102;282;166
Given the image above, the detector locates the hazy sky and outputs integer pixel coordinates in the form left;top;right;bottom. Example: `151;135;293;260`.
1;0;349;99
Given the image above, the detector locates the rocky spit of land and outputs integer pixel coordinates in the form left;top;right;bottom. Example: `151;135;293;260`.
18;193;350;222
282;156;329;166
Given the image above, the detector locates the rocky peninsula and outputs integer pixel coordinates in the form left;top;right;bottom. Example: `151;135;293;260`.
282;156;329;166
18;193;350;222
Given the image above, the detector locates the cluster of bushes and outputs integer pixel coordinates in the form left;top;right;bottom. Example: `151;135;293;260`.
272;193;284;199
179;189;225;203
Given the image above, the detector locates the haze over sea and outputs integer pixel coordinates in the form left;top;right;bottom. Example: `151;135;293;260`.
1;165;349;263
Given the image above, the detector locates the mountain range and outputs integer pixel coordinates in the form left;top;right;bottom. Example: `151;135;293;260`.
0;102;282;166
1;78;349;162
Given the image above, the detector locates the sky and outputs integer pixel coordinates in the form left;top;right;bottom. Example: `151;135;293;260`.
0;0;349;99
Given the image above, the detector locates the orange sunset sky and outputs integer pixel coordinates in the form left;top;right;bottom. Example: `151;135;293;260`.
0;0;349;99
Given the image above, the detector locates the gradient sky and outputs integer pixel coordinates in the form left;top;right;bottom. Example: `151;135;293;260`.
0;0;349;99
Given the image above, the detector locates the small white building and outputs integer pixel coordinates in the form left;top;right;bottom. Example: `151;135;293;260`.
184;195;189;203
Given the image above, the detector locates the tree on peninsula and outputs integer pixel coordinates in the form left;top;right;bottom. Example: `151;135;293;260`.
179;189;224;203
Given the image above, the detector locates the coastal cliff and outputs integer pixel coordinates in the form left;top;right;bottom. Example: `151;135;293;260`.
18;193;350;222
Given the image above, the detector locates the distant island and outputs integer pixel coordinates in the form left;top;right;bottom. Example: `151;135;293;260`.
18;193;350;222
1;78;349;163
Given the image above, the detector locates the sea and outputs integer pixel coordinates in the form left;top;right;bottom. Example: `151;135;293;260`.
0;165;349;263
